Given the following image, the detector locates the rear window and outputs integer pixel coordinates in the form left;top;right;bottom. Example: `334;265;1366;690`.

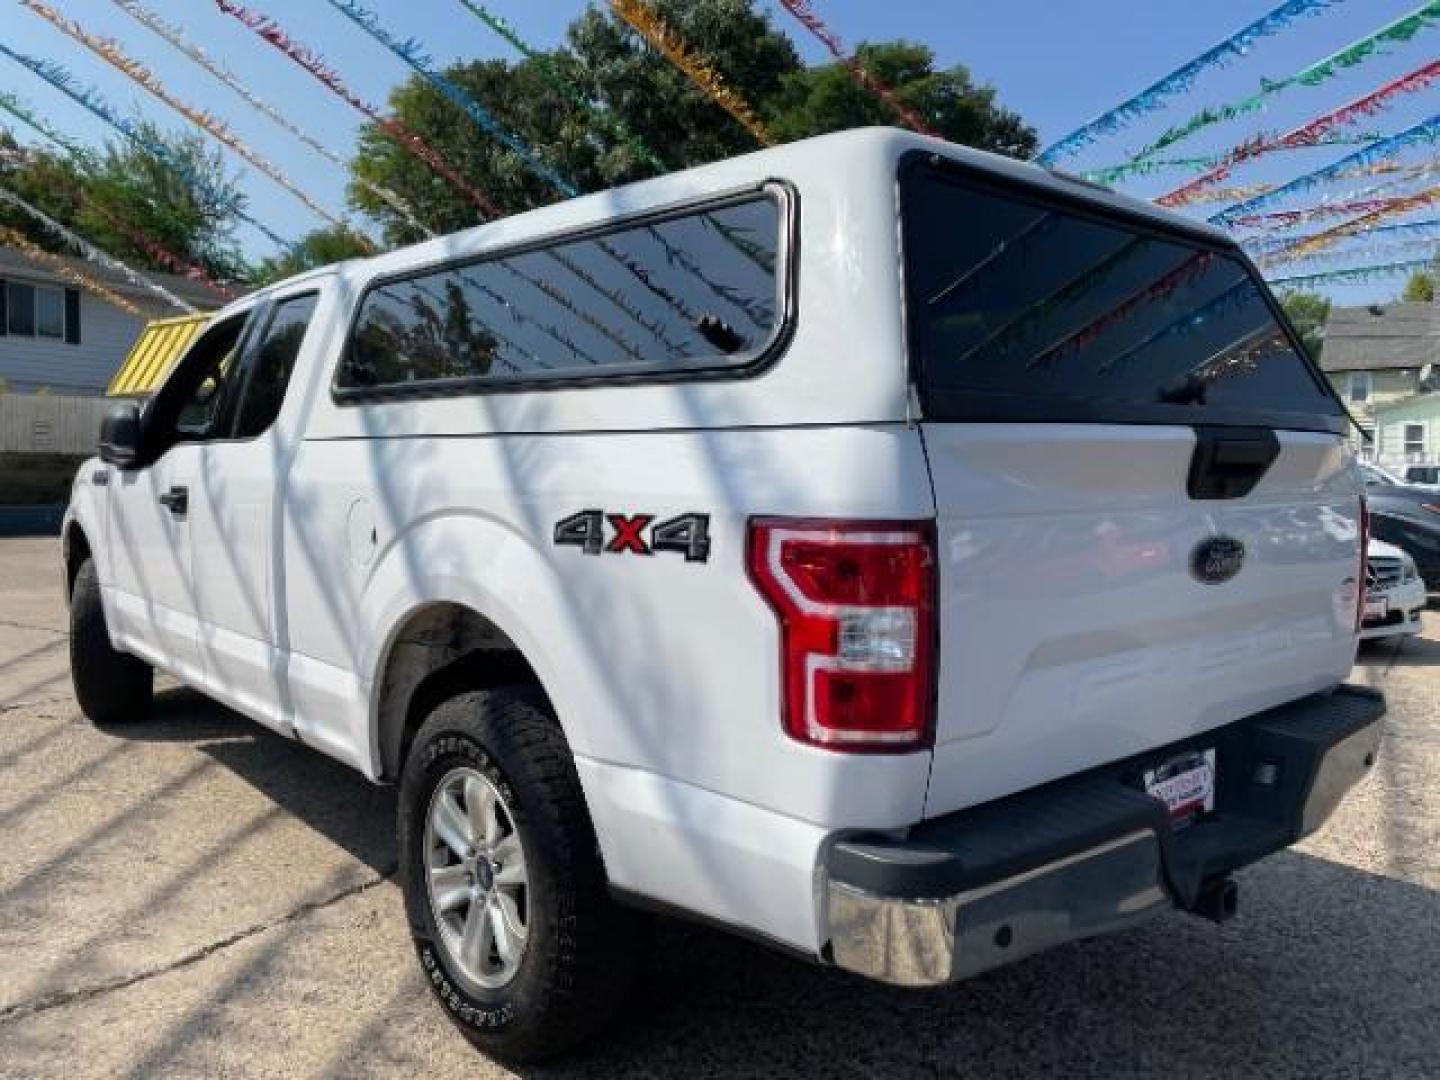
900;158;1344;431
336;190;786;397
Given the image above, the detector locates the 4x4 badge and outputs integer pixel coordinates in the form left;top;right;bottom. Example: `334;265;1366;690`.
1191;535;1245;584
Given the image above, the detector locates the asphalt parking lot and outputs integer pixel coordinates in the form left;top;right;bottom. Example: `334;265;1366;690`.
0;535;1436;1079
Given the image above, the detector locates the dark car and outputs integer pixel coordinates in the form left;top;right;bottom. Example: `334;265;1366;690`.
1360;468;1440;589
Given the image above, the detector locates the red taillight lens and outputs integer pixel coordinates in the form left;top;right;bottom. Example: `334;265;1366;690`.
1355;493;1370;633
747;518;936;751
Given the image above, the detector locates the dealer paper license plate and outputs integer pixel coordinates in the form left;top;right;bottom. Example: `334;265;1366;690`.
1144;749;1216;826
1364;597;1388;621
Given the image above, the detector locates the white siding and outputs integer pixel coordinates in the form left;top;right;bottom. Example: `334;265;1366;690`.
0;286;146;396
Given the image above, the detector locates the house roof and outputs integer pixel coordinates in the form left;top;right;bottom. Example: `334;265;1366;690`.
1318;301;1440;373
0;243;232;312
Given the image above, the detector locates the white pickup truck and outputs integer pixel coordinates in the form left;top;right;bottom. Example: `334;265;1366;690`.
63;129;1383;1063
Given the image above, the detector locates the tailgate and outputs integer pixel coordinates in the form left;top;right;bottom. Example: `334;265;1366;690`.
898;153;1360;818
921;423;1361;817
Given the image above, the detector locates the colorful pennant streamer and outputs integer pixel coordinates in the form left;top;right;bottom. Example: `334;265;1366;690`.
1082;133;1384;185
454;0;669;174
1131;1;1440;166
0;91;93;162
21;2;364;246
1267;257;1437;288
774;0;937;136
110;0;428;240
1211;113;1440;226
0;140;236;300
1160;59;1440;206
1271;182;1440;261
1037;0;1338;165
323;0;579;198
608;0;775;146
1244;217;1440;254
0;223;148;317
1269;235;1440;269
0;42;293;252
214;1;500;220
1171;159;1440;208
0;184;195;311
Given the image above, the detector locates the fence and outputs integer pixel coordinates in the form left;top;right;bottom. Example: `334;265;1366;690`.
0;393;111;456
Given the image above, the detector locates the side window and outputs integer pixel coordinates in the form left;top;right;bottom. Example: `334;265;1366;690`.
336;190;786;394
232;293;319;438
143;312;251;458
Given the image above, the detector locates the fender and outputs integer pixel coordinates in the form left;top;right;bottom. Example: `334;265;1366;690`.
352;510;630;779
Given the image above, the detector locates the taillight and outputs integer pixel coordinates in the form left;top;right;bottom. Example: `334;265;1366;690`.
1355;493;1370;633
747;518;936;751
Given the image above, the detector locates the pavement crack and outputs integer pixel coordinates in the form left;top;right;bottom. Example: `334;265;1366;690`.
0;864;398;1026
0;619;65;636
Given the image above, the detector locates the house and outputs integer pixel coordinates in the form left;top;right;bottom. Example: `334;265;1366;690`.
1371;392;1440;471
0;244;223;396
1317;301;1440;454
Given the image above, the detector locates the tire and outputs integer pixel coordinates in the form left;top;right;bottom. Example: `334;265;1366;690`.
69;557;152;725
398;687;645;1063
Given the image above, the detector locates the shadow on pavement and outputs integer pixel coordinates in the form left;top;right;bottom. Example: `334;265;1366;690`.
510;850;1435;1079
87;690;1436;1078
111;686;396;877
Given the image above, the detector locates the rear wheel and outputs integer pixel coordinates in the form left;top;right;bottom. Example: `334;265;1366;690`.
398;687;645;1063
69;557;152;725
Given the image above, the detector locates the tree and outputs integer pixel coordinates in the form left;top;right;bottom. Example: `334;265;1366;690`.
348;0;1035;240
0;123;249;282
768;41;1036;158
252;225;375;284
1402;271;1435;303
1279;291;1331;361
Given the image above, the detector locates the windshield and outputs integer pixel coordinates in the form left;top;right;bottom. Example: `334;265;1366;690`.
900;158;1345;432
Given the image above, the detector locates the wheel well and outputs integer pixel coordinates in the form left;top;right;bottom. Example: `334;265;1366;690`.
375;602;545;781
64;523;91;604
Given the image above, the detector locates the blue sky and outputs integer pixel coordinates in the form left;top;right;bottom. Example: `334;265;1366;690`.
2;1;1437;303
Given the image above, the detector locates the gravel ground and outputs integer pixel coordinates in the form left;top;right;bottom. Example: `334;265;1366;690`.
0;535;1435;1079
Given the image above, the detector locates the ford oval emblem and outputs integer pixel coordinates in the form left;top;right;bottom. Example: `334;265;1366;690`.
1191;535;1245;584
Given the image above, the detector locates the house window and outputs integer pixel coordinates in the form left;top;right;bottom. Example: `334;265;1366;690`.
1349;371;1371;403
1404;423;1426;459
36;287;64;339
7;282;35;335
0;279;81;344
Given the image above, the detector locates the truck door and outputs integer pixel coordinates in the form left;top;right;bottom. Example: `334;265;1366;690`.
190;289;321;731
107;310;253;684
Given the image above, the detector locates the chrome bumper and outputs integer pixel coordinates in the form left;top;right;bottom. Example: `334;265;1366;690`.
824;686;1384;988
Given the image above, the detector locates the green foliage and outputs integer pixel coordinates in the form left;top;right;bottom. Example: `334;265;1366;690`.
768;41;1036;157
0;122;248;282
1402;271;1435;303
1279;291;1331;361
348;0;1035;240
252;225;374;285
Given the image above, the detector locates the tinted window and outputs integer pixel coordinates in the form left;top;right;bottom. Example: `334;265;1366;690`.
901;162;1342;430
337;193;784;393
233;293;318;437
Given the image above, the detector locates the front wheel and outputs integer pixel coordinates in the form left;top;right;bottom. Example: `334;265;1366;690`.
398;687;645;1063
69;557;152;724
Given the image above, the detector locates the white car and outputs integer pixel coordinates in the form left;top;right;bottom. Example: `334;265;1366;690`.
1361;538;1426;640
61;128;1384;1062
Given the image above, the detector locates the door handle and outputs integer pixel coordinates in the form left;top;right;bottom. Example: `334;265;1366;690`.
158;485;189;516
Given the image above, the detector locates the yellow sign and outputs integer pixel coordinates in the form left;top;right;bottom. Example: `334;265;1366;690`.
107;313;211;396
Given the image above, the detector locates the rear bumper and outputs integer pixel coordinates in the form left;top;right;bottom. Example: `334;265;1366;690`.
824;685;1384;987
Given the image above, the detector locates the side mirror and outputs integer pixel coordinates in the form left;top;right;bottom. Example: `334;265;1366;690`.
98;400;143;468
